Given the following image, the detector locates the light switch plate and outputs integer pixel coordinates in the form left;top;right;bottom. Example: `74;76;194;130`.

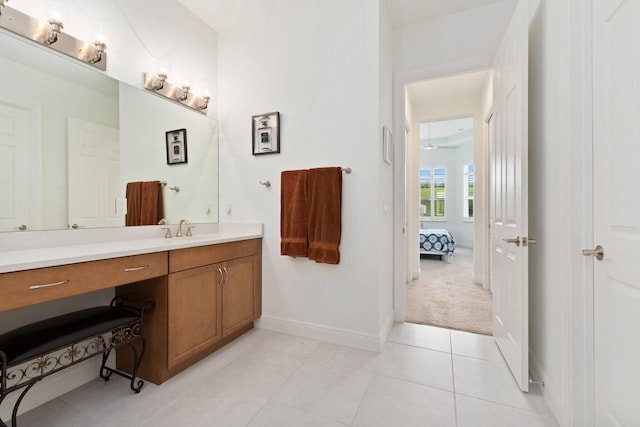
115;197;128;215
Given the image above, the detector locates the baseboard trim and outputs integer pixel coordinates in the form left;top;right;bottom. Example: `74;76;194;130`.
380;310;395;344
0;358;102;420
255;315;383;352
529;351;562;424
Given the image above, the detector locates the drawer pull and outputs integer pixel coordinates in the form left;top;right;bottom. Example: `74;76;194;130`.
124;265;149;272
30;280;70;290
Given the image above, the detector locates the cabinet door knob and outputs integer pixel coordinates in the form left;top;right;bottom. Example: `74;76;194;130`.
217;268;223;285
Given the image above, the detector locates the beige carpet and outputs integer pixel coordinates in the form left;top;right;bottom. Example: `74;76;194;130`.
405;248;493;335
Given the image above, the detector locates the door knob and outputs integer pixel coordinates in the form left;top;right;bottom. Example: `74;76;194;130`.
503;237;521;246
582;245;604;261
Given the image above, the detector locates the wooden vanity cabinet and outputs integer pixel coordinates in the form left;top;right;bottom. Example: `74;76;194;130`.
220;255;258;337
167;264;222;369
117;238;262;384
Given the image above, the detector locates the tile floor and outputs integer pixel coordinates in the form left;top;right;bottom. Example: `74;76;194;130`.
17;323;559;427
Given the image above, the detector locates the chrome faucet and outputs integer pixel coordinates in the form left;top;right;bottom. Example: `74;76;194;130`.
176;219;192;237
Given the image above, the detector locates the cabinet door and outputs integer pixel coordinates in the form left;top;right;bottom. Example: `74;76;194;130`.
168;264;221;368
221;256;256;337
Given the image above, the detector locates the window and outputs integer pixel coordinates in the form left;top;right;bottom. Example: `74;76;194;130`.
420;167;446;218
463;163;474;219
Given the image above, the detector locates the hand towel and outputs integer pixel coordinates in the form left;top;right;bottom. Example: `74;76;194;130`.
125;182;142;226
140;181;164;225
281;170;309;257
307;167;342;264
125;181;164;226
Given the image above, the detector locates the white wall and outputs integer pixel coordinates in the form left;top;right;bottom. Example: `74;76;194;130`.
393;0;517;75
378;1;395;336
217;0;392;350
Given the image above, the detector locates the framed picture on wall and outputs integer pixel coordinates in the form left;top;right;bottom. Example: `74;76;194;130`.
252;112;280;155
166;128;188;165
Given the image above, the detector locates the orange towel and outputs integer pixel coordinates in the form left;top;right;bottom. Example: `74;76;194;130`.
125;181;164;226
307;167;342;264
281;170;309;257
125;182;142;226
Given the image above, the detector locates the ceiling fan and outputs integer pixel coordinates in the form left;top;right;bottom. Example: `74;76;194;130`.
421;122;464;150
422;142;463;150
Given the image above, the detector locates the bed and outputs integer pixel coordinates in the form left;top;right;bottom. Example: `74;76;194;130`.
419;228;456;263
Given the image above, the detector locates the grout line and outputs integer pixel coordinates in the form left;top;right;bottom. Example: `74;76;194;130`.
450;330;459;427
348;369;376;426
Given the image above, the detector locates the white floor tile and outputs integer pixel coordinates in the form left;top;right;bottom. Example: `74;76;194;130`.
30;406;109;427
141;393;268;427
17;329;560;427
456;394;559;427
247;401;349;427
189;346;305;400
254;332;322;357
361;342;453;392
273;360;372;424
453;355;546;411
388;322;452;353
352;375;456;427
450;329;504;362
308;342;376;370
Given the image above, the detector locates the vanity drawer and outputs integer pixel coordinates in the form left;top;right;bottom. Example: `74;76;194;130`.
169;239;259;273
0;252;168;312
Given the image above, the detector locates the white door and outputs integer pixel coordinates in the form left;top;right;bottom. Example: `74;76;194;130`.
0;102;30;232
68;118;121;229
490;0;530;392
593;0;640;424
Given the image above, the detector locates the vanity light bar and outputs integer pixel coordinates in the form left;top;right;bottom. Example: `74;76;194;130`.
144;72;210;115
0;4;107;70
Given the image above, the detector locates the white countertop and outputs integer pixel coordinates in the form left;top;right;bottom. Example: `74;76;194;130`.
0;223;263;274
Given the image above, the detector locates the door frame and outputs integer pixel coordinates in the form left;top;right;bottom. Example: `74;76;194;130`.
392;58;492;323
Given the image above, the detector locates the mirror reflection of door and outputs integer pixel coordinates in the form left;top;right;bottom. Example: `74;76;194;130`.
67;118;121;229
0;102;32;232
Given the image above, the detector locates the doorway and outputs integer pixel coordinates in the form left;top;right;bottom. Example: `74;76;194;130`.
404;108;492;335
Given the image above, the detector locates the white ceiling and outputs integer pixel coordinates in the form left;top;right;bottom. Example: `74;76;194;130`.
385;0;505;28
407;69;489;106
177;0;507;32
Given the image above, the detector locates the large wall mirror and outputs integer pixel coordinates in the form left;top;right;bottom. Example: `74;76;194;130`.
0;30;219;232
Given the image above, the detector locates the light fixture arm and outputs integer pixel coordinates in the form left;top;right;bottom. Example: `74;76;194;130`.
45;19;63;45
177;85;190;102
199;96;210;111
153;73;167;91
88;41;106;64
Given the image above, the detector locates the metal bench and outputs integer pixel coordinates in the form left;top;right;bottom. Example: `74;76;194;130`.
0;296;154;427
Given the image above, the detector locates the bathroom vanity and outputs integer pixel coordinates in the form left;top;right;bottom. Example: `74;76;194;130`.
0;224;262;385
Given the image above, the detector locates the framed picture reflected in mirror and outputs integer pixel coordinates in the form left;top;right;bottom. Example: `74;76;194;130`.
166;128;188;165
